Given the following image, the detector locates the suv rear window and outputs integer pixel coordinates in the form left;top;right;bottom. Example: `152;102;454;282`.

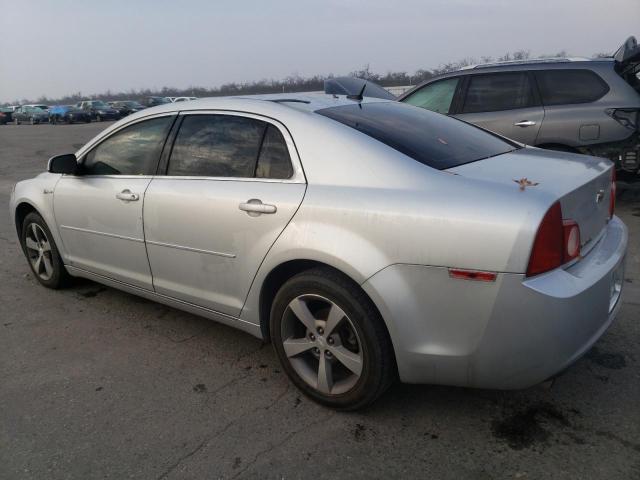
316;102;518;170
535;69;609;105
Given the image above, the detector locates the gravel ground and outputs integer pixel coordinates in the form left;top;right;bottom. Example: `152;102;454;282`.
1;122;639;480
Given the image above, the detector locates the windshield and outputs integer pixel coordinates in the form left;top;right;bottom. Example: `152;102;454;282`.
124;101;143;107
91;101;109;108
316;101;519;170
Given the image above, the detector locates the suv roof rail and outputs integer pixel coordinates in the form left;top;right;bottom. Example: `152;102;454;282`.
460;57;593;70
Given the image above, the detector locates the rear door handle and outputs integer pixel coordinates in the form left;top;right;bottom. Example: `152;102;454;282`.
239;199;277;216
116;189;140;202
514;120;537;127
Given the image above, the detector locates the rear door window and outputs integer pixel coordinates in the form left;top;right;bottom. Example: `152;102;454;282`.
534;69;609;105
402;78;460;114
167;115;293;179
255;125;293;179
462;72;534;113
317;102;518;170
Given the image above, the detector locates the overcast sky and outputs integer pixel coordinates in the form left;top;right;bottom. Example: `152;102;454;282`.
1;0;639;102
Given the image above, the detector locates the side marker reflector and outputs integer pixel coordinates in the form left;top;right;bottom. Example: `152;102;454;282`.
448;268;497;282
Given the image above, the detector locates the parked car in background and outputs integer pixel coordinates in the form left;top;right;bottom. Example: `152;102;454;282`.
108;100;146;117
12;105;49;124
145;96;172;107
75;100;120;122
48;105;92;124
23;104;50;112
173;96;198;102
10;94;626;409
399;36;640;181
0;107;14;124
324;77;397;100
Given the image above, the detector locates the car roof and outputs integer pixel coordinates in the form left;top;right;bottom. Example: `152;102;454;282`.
127;93;390;117
459;56;605;70
399;57;617;99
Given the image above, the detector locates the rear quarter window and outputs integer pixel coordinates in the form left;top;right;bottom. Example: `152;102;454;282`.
535;69;610;105
316;102;518;170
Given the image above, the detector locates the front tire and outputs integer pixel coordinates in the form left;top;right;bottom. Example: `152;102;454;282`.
270;267;395;410
20;212;71;289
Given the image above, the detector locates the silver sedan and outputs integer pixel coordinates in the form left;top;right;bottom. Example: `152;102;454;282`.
9;94;628;409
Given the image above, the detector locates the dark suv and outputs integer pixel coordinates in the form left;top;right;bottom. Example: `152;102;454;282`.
399;37;640;180
75;100;120;122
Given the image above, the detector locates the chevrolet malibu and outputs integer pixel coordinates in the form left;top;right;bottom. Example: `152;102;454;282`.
10;94;627;410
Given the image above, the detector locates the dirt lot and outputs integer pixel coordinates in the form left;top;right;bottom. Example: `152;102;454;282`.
1;123;639;479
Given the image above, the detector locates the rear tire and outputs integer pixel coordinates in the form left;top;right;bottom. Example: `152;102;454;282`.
20;212;71;289
270;267;395;410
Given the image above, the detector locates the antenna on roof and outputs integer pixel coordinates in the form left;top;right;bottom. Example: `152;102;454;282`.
347;83;366;101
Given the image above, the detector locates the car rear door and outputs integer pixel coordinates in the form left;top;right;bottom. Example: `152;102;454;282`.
454;71;544;145
53;114;175;289
143;112;306;317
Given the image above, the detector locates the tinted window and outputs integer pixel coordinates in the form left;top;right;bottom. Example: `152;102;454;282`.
255;126;293;179
317;102;518;170
168;115;265;177
462;72;534;113
535;69;609;106
83;116;172;175
402;78;459;114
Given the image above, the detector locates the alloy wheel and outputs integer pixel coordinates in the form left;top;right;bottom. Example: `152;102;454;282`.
280;294;363;395
24;223;54;281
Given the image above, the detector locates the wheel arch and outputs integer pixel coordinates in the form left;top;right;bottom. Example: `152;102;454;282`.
14;201;39;238
255;259;392;348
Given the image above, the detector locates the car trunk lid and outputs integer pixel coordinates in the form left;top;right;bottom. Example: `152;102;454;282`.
447;147;614;247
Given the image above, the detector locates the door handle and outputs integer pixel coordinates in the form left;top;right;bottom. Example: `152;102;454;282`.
514;120;537;127
116;189;140;202
239;199;277;216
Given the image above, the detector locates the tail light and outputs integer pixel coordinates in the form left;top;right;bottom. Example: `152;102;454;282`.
609;168;616;219
605;108;639;131
526;202;581;277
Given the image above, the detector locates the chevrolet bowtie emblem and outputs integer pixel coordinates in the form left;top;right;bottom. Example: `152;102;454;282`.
513;178;539;191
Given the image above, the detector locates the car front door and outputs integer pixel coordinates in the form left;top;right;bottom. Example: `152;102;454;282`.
53;114;175;289
143;112;306;316
454;71;544;145
401;77;462;116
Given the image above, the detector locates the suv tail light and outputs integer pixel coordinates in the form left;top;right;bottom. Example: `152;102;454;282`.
606;108;639;131
610;168;616;219
526;202;581;277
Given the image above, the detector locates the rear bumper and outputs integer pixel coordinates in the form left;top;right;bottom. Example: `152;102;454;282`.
362;215;628;389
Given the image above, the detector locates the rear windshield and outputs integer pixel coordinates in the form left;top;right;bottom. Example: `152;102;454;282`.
316;101;518;170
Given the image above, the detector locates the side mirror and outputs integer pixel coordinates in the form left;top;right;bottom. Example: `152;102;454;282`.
48;153;78;174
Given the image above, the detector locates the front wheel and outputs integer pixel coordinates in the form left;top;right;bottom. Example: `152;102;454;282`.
270;268;395;410
20;212;71;289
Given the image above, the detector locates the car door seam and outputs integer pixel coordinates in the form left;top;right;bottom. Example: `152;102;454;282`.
238;182;309;320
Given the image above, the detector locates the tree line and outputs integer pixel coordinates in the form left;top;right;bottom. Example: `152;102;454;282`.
5;50;612;106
